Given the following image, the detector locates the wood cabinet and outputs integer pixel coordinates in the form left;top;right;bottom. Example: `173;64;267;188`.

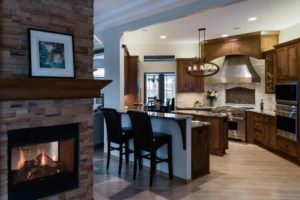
246;112;276;149
263;50;276;93
275;40;299;81
176;58;204;92
246;111;300;160
192;115;228;156
276;136;298;159
203;31;279;61
191;126;210;179
124;56;138;107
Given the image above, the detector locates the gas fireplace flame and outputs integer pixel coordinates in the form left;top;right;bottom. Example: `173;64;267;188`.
41;149;46;166
17;148;26;169
52;154;57;161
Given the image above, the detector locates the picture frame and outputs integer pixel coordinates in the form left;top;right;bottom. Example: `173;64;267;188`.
28;28;75;78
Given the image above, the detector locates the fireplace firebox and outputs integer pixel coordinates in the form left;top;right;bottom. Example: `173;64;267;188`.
7;123;79;200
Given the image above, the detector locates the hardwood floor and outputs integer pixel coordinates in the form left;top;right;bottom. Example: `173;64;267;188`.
94;142;300;200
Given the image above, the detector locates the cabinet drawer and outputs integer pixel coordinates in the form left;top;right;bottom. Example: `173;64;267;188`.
277;137;298;158
253;113;264;123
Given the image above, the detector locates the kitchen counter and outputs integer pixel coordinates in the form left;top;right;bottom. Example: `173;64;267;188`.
173;110;228;118
174;110;228;156
176;106;213;111
246;109;275;117
192;120;211;128
111;109;211;181
120;109;192;120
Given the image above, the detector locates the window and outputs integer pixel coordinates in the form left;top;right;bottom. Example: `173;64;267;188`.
144;73;175;103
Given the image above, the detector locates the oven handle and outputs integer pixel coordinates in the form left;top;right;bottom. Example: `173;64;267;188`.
230;116;244;121
274;110;297;119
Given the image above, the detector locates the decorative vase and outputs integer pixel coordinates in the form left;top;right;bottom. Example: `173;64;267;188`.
209;99;214;107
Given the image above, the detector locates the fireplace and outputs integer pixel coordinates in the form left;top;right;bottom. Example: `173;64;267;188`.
7;123;79;200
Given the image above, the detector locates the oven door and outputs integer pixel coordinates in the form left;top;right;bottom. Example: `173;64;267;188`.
275;82;298;105
228;117;245;141
276;115;297;141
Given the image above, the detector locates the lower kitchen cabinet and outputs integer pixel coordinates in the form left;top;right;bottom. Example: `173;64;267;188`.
276;136;298;159
246;112;276;149
247;111;299;161
191;126;210;179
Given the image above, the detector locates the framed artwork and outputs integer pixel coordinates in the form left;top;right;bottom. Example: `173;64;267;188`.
28;28;75;78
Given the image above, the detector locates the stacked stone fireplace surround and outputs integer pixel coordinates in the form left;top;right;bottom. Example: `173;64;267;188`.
0;0;94;199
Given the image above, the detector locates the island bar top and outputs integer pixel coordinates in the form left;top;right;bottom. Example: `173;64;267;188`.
119;109;192;120
173;110;228;118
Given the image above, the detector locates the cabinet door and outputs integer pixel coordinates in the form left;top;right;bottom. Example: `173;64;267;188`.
265;52;275;94
287;44;298;80
276;47;288;80
176;59;204;92
267;116;276;150
277;137;298;158
192;127;209;178
176;60;191;92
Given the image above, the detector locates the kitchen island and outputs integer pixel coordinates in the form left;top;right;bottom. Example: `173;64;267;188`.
173;110;228;156
104;110;210;182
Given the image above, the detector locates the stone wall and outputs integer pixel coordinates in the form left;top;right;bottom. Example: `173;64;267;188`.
0;0;94;199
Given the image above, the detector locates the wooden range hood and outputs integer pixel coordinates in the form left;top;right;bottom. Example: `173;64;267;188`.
202;31;279;61
0;78;112;100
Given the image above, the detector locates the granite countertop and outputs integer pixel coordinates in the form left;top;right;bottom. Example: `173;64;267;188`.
246;109;276;117
119;109;192;120
176;106;213;111
173;110;228;118
192;120;211;128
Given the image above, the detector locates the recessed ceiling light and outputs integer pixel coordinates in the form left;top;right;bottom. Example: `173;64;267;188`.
160;35;167;39
248;17;257;21
221;34;229;37
233;27;241;30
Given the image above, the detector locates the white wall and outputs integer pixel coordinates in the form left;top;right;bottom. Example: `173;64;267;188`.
279;22;300;43
126;43;198;102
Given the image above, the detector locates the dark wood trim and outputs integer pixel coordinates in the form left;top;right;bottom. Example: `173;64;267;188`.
204;31;279;44
122;44;130;56
274;37;300;48
177;119;187;150
0;78;112;100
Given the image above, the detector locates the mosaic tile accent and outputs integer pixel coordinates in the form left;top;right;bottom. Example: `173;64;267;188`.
226;87;255;104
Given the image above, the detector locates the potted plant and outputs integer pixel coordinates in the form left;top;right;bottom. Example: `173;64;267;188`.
206;90;217;107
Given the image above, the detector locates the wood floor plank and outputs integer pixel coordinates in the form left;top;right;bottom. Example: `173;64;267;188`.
94;142;300;200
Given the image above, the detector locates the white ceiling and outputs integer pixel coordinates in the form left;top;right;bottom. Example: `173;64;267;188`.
94;0;202;34
123;0;300;44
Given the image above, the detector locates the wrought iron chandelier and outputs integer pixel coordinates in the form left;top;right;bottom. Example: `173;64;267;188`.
187;28;220;77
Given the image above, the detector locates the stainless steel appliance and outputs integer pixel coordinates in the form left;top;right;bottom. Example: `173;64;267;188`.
275;81;298;105
218;105;254;142
275;81;298;141
275;104;297;141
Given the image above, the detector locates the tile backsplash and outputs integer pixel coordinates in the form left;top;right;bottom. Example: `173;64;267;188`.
176;57;275;110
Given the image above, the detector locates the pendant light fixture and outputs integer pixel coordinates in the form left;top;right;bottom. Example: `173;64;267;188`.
187;28;220;77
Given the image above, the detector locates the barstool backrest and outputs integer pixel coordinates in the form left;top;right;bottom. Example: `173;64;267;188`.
127;110;153;151
100;108;122;143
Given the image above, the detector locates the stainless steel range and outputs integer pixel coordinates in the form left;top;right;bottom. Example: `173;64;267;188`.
217;105;254;142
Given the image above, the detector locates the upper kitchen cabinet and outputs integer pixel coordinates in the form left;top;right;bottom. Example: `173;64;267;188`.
263;49;276;93
176;58;204;92
124;56;138;107
274;39;300;81
203;31;279;61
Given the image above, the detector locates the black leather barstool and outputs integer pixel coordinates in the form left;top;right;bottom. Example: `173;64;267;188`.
101;108;134;174
127;110;173;187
